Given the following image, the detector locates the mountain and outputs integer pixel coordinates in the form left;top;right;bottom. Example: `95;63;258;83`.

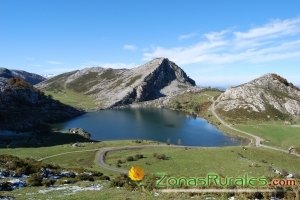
0;68;46;85
0;78;82;132
37;58;196;109
215;73;300;121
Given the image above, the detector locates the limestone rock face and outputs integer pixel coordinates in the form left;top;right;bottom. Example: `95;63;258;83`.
38;58;196;108
215;73;300;117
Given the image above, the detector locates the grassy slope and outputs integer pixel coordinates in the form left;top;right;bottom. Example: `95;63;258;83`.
105;146;300;177
44;89;97;110
168;90;221;116
236;122;300;148
2;141;300;199
3;140;299;178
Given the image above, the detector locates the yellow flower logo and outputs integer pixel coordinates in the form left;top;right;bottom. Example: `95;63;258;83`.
128;166;145;181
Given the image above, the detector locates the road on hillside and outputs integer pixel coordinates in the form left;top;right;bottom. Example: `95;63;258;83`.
205;93;300;158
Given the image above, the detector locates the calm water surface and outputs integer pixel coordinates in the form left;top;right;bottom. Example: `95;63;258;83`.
53;108;240;146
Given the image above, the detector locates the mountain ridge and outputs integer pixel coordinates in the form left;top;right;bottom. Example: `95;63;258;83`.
37;58;196;109
0;67;46;85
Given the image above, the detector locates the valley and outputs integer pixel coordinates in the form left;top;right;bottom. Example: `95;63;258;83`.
1;59;300;199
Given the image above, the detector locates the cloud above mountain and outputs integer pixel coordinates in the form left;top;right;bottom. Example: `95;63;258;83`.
143;16;300;66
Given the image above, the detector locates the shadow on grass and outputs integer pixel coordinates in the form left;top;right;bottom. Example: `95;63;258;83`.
0;131;98;148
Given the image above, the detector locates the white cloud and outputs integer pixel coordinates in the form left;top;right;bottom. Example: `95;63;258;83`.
234;17;300;40
123;44;138;51
178;33;197;40
204;30;230;41
47;60;63;65
143;16;300;66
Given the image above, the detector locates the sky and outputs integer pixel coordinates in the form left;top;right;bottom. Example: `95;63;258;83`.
1;0;300;87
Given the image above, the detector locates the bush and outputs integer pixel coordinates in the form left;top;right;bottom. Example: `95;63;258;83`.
0;182;13;191
99;175;110;181
91;171;103;177
42;179;56;187
126;156;135;162
77;173;94;181
134;154;144;160
110;174;129;187
27;173;43;186
156;154;167;160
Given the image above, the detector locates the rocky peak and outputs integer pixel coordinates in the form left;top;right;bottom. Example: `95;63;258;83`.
246;73;299;91
216;73;300;118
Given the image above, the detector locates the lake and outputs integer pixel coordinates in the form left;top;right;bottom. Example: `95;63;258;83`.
53;108;240;146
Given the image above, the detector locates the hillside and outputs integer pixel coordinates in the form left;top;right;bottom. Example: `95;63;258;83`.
37;58;196;109
0;68;46;85
215;73;300;121
0;78;82;132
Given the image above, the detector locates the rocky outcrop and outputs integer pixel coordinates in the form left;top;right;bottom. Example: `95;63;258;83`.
37;58;196;109
68;128;91;139
0;68;46;85
215;73;300;119
0;78;83;132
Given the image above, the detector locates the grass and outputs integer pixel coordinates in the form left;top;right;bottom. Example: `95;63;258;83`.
2;140;300;199
44;89;97;110
66;72;100;93
168;90;221;116
236;122;300;148
126;75;142;87
98;69;117;80
1;180;202;200
105;146;300;177
0;140;153;160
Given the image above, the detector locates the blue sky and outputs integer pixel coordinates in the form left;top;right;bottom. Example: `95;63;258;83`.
1;0;300;87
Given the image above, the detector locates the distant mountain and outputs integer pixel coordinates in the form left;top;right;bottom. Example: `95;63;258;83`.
0;68;46;85
0;78;82;132
37;58;196;109
215;73;300;120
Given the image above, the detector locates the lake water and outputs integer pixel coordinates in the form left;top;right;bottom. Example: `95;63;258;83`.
53;108;240;146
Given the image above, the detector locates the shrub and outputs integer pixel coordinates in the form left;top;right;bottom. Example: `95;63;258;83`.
27;173;43;186
110;174;129;187
99;175;110;181
42;179;56;187
126;156;135;162
77;173;94;181
0;182;13;191
134;154;144;160
91;171;103;177
156;154;167;160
